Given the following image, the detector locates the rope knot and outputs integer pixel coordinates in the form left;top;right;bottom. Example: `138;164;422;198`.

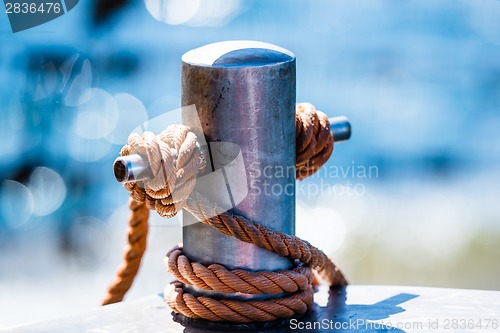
120;124;205;218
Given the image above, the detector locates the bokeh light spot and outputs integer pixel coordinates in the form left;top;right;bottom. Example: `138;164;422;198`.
144;0;241;27
72;88;118;139
0;181;34;230
296;203;346;254
29;167;67;217
68;135;112;163
105;93;148;145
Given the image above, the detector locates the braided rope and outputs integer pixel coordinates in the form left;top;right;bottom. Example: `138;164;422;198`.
103;102;348;322
184;192;347;287
166;281;315;323
102;198;149;305
166;245;312;294
120;124;205;218
295;103;334;180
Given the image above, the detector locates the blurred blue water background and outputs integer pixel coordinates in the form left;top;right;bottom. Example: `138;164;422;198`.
1;0;500;327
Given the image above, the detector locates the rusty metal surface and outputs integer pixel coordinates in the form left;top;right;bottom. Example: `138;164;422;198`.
5;285;500;333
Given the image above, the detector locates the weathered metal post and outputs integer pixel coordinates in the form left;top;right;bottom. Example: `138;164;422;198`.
181;41;296;285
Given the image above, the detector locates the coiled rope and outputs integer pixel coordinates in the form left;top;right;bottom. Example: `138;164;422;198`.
102;102;348;322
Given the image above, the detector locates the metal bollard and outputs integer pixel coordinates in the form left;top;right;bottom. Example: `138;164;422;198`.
181;41;296;282
110;41;352;301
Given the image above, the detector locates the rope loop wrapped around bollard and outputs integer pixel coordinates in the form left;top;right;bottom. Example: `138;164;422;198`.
103;102;348;322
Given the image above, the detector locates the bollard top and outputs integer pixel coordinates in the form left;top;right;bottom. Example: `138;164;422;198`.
182;40;295;68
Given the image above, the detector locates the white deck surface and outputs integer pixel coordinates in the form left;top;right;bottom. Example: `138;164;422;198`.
3;285;500;332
